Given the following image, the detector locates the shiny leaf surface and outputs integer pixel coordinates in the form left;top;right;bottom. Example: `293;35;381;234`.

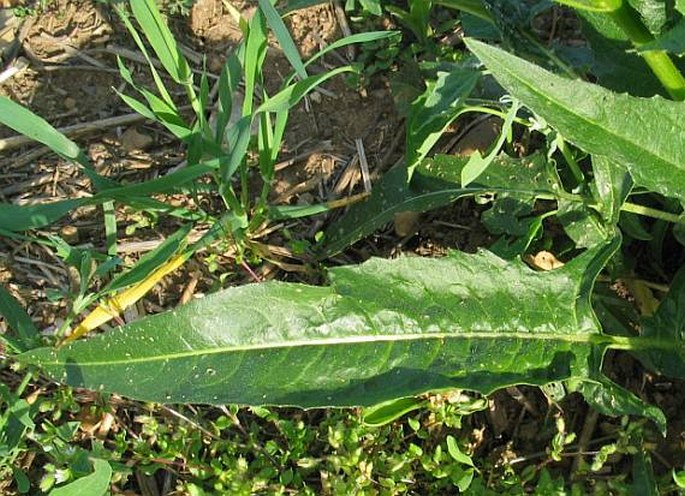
22;243;617;407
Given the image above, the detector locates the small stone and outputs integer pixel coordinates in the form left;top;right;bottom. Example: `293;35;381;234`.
120;126;154;152
64;97;77;110
309;91;322;104
394;211;420;237
60;225;79;244
208;54;223;74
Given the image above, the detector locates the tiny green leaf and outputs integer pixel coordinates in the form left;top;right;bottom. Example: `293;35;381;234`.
362;397;427;426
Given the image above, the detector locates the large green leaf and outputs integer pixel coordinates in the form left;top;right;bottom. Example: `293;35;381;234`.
20;242;618;407
465;38;685;204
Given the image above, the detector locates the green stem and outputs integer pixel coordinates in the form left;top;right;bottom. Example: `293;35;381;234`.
556;135;584;185
15;371;33;398
620;202;683;223
608;3;685;100
460;104;531;127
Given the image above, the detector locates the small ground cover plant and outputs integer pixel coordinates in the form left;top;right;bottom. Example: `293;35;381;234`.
2;0;685;493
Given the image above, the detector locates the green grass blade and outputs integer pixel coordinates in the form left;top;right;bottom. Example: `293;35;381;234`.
257;66;354;113
0;199;88;232
216;52;243;143
115;11;177;109
103;201;117;257
0;97;112;190
129;0;191;84
221;116;253;183
242;10;268;116
105;224;192;293
305;31;397;68
0;164;216;231
257;0;308;79
115;90;193;140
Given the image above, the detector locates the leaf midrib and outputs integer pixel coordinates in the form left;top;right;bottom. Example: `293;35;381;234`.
46;329;604;367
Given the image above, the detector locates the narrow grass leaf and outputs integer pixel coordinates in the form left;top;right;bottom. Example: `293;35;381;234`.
129;0;191;84
0;199;87;232
257;66;353;113
65;253;190;342
304;31;397;69
0;96;83;163
465;38;685;203
105;224;192;293
21;242;621;407
103;201;117;257
221;116;253;182
116;5;177;107
0;97;113;190
258;0;307;79
0;165;214;232
242;10;268;116
216;52;242;143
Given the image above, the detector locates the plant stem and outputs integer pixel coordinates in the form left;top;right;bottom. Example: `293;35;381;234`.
621;202;683;223
608;3;685;100
556;135;584;185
